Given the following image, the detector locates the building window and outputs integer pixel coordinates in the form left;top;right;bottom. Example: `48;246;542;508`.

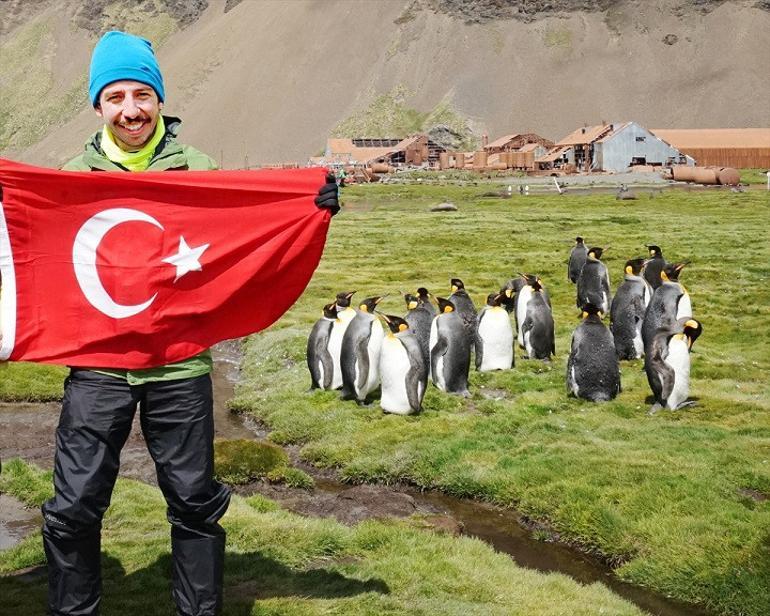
635;136;646;142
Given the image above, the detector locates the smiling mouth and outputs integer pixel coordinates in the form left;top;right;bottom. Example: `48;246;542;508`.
118;121;148;135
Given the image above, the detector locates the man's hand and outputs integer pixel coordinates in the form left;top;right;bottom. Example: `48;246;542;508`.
315;174;340;216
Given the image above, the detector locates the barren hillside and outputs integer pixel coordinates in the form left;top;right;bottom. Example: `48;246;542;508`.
1;0;768;168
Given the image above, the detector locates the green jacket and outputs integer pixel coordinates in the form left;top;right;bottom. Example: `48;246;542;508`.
63;116;215;383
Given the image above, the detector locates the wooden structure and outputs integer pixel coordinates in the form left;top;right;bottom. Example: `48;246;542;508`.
650;129;770;168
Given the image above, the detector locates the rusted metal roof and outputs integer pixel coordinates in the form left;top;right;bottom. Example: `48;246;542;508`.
485;134;522;149
518;143;540;152
556;124;613;146
595;122;632;143
650;128;770;149
536;145;572;162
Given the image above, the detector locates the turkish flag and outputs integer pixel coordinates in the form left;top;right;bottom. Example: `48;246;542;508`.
0;158;331;368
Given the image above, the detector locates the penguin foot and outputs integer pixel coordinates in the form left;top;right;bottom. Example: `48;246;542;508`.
647;403;663;415
675;400;697;410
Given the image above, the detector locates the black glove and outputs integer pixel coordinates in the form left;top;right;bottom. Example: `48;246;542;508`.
315;174;340;216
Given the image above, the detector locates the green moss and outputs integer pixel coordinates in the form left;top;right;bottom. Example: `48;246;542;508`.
213;439;288;484
267;466;315;489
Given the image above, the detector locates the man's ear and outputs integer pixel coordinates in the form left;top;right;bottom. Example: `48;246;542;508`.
158;101;164;111
94;103;103;119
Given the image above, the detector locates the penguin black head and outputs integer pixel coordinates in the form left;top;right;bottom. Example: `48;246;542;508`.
581;302;603;319
417;287;431;301
359;296;383;313
450;278;465;292
587;247;604;260
486;293;503;307
661;261;688;282
379;313;410;335
624;258;646;276
436;297;456;313
575;236;584;244
336;291;356;307
647;245;663;258
683;318;703;350
322;302;339;319
404;293;419;310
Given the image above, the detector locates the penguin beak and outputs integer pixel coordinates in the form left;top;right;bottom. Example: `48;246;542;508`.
675;261;690;272
345;291;356;299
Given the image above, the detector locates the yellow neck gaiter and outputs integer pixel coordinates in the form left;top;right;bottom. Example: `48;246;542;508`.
101;115;166;172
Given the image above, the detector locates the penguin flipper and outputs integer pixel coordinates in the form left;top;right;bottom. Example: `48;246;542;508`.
474;330;484;370
430;336;449;384
354;334;371;395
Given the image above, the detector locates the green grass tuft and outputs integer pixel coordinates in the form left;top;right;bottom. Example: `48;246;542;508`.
214;439;288;484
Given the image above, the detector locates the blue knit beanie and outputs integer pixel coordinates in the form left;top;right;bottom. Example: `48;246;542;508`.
89;31;165;106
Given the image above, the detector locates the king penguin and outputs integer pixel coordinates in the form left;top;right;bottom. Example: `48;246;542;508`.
646;317;702;412
567;303;621;401
610;258;652;359
340;295;385;404
429;297;471;396
641;262;692;354
576;246;611;314
404;290;434;364
514;274;551;349
378;314;428;415
476;293;514;371
643;245;667;290
568;236;588;283
307;302;339;390
327;290;357;389
448;278;478;347
521;277;555;360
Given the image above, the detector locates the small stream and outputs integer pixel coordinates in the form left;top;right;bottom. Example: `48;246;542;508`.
211;343;710;616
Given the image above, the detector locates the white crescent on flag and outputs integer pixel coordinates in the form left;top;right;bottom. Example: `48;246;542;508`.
72;208;163;319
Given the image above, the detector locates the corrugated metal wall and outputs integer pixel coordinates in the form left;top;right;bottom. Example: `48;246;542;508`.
597;123;688;172
676;148;770;168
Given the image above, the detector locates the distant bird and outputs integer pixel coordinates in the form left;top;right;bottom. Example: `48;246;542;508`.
576;246;611;314
378;314;427;415
307;302;339;390
403;290;434;364
448;278;478;347
641;262;692;354
567;303;621;401
475;293;514;372
616;184;637;200
521;277;555;360
429;297;471;396
643;245;666;290
610;258;652;359
568;236;588;283
646;318;702;413
340;296;385;404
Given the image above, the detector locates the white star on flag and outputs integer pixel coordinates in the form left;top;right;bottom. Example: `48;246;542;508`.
162;236;210;282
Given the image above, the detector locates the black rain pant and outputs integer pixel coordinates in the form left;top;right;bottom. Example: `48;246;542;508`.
41;369;231;616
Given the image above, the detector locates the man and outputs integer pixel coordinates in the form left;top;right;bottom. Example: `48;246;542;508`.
41;31;339;616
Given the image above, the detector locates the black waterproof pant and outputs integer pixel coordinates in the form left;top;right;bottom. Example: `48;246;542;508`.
42;369;231;616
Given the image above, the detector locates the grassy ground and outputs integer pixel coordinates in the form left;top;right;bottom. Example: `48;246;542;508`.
228;185;770;616
0;458;645;615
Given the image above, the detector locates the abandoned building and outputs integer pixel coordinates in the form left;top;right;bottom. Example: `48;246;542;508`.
483;133;554;156
650;128;770;169
536;122;693;172
317;134;447;167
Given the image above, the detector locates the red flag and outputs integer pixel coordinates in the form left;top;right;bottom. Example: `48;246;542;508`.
0;159;330;368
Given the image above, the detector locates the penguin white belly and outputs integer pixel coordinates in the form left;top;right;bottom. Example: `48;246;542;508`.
362;321;384;397
632;329;644;358
602;291;609;314
380;337;412;414
676;292;692;320
664;338;691;409
516;287;533;347
338;307;356;324
478;309;513;371
328;320;347;389
428;319;438;382
316;361;326;389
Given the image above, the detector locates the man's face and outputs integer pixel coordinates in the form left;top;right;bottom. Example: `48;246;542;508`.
95;80;162;151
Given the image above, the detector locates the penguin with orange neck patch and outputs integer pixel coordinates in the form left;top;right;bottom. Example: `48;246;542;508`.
610;258;652;359
448;278;477;347
643;245;666;290
521;276;555;360
429;297;471;396
404;289;434;364
567;303;620;401
568;236;588;283
340;296;385;404
646;317;702;412
641;262;692;354
378;314;427;415
476;293;514;371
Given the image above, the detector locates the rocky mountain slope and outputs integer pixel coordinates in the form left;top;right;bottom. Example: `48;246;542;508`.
1;0;768;168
